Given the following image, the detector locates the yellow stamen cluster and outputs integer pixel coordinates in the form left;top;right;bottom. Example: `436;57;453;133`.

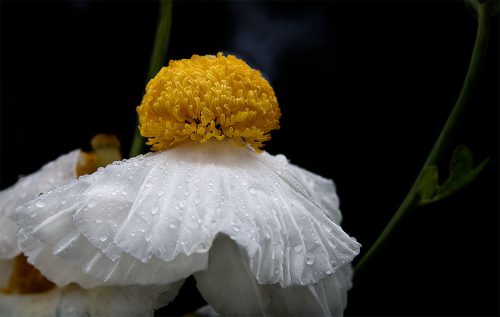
76;134;122;177
137;53;281;151
1;254;55;294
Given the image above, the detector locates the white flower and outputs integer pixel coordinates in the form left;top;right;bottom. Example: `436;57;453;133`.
0;273;174;317
11;140;360;316
1;140;175;317
10;53;361;316
0;150;80;260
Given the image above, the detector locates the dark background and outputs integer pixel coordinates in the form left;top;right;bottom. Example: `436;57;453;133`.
0;1;498;316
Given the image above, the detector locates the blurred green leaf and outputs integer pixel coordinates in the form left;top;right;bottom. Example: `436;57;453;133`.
464;0;480;19
418;145;489;205
418;166;439;204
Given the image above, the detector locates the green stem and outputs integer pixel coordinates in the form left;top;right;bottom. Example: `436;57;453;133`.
129;0;173;158
353;2;492;277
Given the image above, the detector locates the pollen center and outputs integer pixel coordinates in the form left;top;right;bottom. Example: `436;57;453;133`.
137;53;281;151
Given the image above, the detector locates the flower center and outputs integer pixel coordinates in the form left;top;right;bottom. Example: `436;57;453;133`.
137;53;281;152
1;254;55;294
76;134;122;176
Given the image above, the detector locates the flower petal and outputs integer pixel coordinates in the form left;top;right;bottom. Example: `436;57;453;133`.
285;160;342;224
194;235;353;317
0;283;178;317
0;150;80;259
11;141;359;287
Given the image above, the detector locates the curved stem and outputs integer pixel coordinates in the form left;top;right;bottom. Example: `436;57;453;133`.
353;2;492;277
129;0;173;158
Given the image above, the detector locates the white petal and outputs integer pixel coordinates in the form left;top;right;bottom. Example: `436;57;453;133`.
0;150;80;259
0;283;177;317
11;140;359;287
194;235;353;317
285;161;342;224
194;305;221;317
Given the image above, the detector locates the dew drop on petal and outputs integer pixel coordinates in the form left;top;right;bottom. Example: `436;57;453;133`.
157;190;165;197
151;206;159;215
145;183;152;188
294;244;303;253
99;235;108;242
87;200;97;208
322;224;333;233
248;187;256;195
233;225;240;232
305;254;315;265
35;200;46;208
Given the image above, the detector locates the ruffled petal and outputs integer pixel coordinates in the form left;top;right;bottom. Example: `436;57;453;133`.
11;140;359;287
194;235;353;317
0;283;177;317
285;160;342;224
0;150;80;259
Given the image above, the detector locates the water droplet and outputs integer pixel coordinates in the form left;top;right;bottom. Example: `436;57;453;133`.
151;206;159;215
179;200;186;208
194;198;200;205
87;200;96;208
132;162;139;167
99;235;108;242
157;190;165;197
145;182;152;188
233;225;240;232
35;200;45;208
294;244;303;253
169;223;176;229
60;200;67;205
248;187;256;195
177;185;183;190
95;219;103;223
322;224;333;233
306;254;315;265
326;269;332;275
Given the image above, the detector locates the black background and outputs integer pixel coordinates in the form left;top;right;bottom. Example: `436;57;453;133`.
0;1;498;316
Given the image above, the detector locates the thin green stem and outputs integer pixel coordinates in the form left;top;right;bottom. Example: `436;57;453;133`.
353;2;492;278
129;0;173;158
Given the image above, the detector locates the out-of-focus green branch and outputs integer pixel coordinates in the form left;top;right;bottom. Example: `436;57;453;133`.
354;1;493;278
129;0;173;158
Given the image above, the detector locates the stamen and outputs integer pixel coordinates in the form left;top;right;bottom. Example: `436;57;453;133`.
0;254;55;294
76;134;122;176
137;53;281;152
